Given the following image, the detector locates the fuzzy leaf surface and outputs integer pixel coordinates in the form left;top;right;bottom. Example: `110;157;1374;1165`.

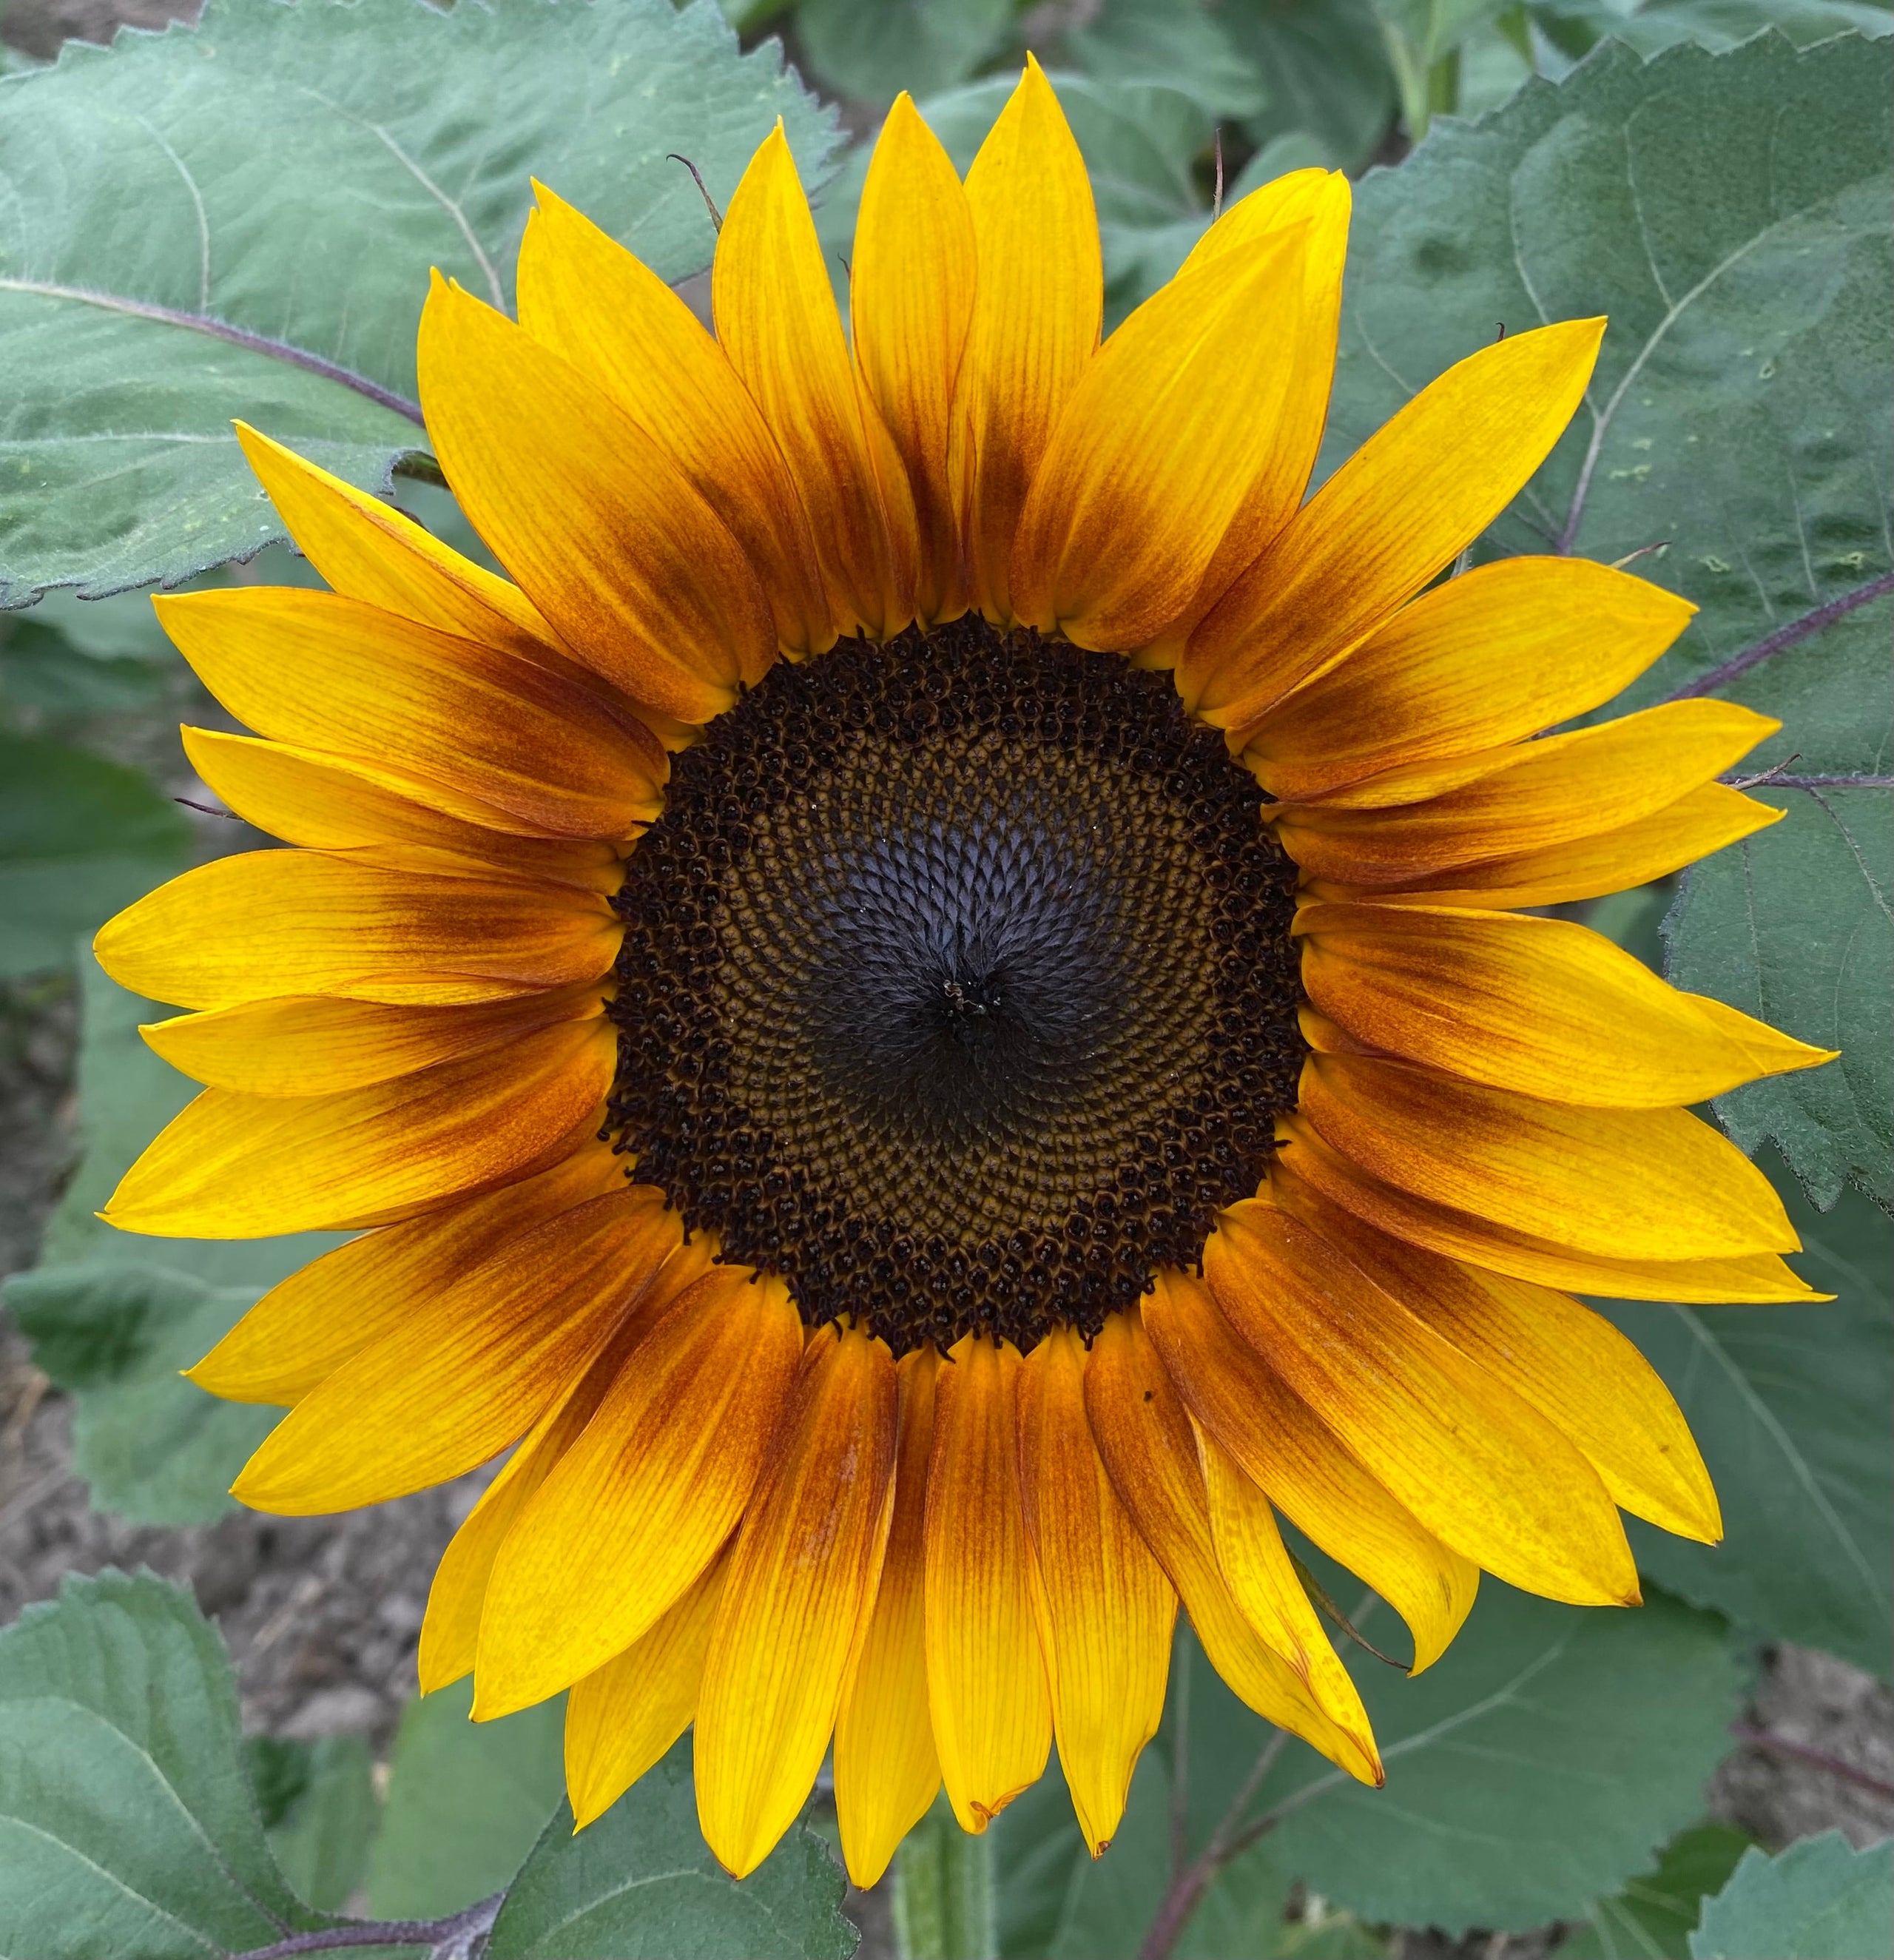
487;1740;857;1959
0;0;838;604
0;1570;328;1958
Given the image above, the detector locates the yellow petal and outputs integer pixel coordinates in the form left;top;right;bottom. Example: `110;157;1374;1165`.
1273;700;1780;887
715;123;917;641
417;275;772;719
1011;220;1315;650
1207;1204;1639;1606
1016;1329;1174;1856
1243;557;1694;799
1296;901;1833;1106
95;852;619;1011
565;1546;732;1829
516;185;832;657
157;587;665;838
1179;317;1605;724
474;1267;803;1716
180;729;621;894
1082;1311;1382;1786
1298;1049;1799;1260
189;1145;627;1407
1134;171;1352;667
1274;1119;1826;1304
852;95;978;627
835;1348;943;1888
1275;1183;1720;1543
952;58;1101;622
1144;1267;1476;1674
924;1334;1051;1833
104;1016;613;1237
1193;1420;1376;1742
419;1232;717;1691
144;985;605;1099
233;422;559;664
1332;784;1782;911
231;1187;679;1514
697;1325;899;1879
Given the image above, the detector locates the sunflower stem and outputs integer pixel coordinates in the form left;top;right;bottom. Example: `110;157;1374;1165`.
893;1790;997;1960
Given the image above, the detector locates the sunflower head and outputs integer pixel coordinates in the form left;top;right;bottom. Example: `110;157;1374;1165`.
98;60;1832;1887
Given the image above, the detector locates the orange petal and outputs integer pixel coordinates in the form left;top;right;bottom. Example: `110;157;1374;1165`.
1329;783;1782;912
1193;1420;1375;1744
852;95;978;626
1143;1267;1475;1674
1011;220;1318;651
1296;901;1833;1107
1207;1204;1639;1606
1274;1118;1826;1304
835;1347;943;1888
696;1324;898;1879
1082;1311;1382;1786
1016;1329;1174;1856
417;1231;717;1692
418;275;772;719
474;1267;803;1716
1298;1048;1799;1260
951;58;1101;622
104;1016;614;1237
95;851;619;1011
143;985;605;1099
715;123;917;641
565;1544;732;1829
1241;557;1694;799
180;729;621;894
1273;1182;1720;1543
233;422;559;665
517;184;832;656
1179;317;1605;724
1270;700;1778;886
231;1187;680;1515
924;1334;1052;1833
157;586;666;838
189;1145;627;1407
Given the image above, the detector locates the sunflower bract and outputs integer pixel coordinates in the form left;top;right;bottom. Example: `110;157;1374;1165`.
99;57;1835;1887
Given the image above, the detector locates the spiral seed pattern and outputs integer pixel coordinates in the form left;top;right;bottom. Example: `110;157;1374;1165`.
607;619;1303;1354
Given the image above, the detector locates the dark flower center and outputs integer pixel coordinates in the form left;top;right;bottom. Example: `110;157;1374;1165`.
607;619;1304;1355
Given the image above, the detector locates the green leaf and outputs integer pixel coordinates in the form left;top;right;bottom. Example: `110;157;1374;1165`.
0;735;190;980
1664;606;1893;1212
1;1263;278;1525
1173;1583;1742;1936
485;1738;858;1960
794;0;1014;107
244;1735;379;1914
365;1677;565;1922
1537;0;1894;61
1220;0;1398;169
1325;30;1893;1205
1690;1831;1894;1960
1599;1156;1893;1674
37;949;343;1284
0;1569;328;1958
1561;1822;1755;1960
0;0;838;605
1057;0;1272;119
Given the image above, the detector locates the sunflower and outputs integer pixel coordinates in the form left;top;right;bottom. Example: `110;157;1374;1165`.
96;61;1832;1887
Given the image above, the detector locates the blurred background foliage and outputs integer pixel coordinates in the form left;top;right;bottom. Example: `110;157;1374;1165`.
0;0;1889;1956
